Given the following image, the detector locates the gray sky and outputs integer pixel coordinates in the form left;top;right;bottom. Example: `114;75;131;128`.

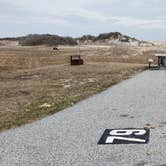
0;0;166;41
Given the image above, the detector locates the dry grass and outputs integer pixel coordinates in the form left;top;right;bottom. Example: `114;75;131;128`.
1;43;164;131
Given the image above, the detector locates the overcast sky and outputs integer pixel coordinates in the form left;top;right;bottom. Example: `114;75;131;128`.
0;0;166;41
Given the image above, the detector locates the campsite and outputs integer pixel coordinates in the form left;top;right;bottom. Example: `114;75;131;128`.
0;34;165;131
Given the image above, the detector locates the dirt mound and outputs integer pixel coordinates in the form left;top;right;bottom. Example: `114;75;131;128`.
96;32;128;41
78;35;96;42
77;32;140;45
77;32;155;46
19;34;77;46
0;32;153;47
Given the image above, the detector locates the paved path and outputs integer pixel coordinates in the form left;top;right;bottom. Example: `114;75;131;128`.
1;70;166;166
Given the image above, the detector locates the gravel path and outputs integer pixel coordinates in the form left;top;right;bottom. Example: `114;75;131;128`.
0;70;166;166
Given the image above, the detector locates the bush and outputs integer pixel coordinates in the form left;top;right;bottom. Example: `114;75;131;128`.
19;34;77;46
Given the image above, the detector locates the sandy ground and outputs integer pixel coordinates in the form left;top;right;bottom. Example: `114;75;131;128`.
0;45;146;112
0;42;165;130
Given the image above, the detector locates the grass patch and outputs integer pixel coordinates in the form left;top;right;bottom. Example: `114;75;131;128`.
0;64;146;131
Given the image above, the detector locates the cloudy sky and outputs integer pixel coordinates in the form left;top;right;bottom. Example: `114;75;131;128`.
0;0;166;40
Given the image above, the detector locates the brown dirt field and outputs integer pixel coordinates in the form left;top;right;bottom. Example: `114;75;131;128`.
0;43;165;131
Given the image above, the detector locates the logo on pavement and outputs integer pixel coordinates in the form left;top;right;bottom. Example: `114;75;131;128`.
98;128;150;144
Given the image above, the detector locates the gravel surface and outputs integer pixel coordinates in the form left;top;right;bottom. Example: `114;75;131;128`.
0;70;166;166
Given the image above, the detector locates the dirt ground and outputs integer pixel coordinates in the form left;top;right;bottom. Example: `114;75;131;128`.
0;43;165;131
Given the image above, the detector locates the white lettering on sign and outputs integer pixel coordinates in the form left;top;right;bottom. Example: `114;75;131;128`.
98;128;149;144
106;136;146;143
109;129;146;136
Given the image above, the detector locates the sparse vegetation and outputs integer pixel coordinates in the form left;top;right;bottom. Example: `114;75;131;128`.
0;32;144;46
19;34;77;46
0;40;165;131
0;61;145;131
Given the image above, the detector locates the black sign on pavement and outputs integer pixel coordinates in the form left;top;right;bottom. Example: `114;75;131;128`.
98;128;150;144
